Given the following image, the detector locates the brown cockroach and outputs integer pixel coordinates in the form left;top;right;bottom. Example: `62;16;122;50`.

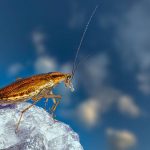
0;6;98;132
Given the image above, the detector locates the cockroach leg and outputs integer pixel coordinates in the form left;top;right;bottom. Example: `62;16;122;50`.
48;91;57;113
44;91;56;111
50;98;61;116
49;91;57;104
44;94;62;99
15;99;40;133
44;98;49;110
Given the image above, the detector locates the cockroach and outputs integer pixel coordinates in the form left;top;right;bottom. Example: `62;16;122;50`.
0;6;98;132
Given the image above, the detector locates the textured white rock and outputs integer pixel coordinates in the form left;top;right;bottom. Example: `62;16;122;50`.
0;103;83;150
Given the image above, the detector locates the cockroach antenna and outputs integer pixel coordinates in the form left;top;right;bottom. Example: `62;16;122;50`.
71;5;99;79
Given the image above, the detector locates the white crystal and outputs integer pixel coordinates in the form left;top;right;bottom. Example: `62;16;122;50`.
0;102;83;150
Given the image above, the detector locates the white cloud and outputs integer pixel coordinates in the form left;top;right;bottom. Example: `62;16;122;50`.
70;89;117;128
32;29;47;55
107;128;137;150
81;53;110;95
34;56;58;73
8;63;23;76
76;98;101;128
115;1;150;94
118;96;141;118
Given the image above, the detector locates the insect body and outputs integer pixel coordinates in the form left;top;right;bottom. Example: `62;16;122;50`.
0;72;73;104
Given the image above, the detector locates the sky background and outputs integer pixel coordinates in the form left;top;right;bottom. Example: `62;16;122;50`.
0;0;150;150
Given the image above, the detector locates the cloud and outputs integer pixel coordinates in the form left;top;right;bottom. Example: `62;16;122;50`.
81;53;110;95
59;97;103;128
106;128;137;150
114;0;150;94
34;56;58;73
32;29;47;55
7;63;24;76
118;95;141;118
68;90;115;128
76;98;101;128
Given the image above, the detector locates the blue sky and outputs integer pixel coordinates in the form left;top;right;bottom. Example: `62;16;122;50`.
0;0;150;150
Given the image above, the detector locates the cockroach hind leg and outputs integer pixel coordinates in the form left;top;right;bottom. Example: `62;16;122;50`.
15;111;24;133
15;99;40;133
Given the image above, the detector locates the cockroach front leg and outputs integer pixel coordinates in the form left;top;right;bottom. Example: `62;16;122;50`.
44;91;57;111
50;98;61;116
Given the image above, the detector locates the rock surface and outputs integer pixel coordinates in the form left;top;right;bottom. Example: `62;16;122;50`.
0;103;83;150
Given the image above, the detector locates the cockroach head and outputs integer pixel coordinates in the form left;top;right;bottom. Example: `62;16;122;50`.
64;73;74;92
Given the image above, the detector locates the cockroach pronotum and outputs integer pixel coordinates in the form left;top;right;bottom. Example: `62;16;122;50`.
0;6;98;132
